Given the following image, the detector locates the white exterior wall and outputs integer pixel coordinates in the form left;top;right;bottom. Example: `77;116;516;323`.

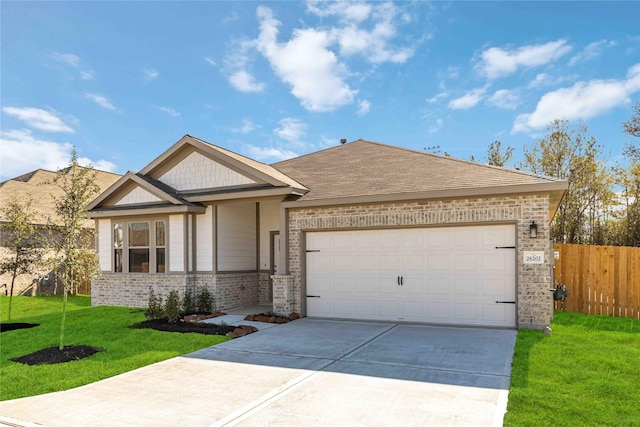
169;215;184;272
114;187;161;206
217;202;256;271
159;151;255;191
259;201;279;270
196;205;214;271
98;219;111;271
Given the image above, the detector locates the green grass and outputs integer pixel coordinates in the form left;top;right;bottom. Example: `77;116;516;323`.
504;311;640;426
0;295;227;401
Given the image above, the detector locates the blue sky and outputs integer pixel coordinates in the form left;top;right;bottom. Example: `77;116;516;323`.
1;1;639;180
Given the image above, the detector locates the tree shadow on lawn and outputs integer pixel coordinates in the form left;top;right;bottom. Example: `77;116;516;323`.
0;323;39;332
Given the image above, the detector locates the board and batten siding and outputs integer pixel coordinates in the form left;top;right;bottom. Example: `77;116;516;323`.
259;201;279;270
196;205;214;271
217;202;257;271
98;219;111;271
169;214;184;272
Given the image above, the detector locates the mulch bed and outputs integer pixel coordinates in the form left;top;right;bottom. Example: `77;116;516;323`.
0;322;39;333
132;319;237;335
12;345;103;366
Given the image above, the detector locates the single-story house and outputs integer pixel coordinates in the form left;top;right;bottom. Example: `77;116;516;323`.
88;135;567;329
0;167;121;295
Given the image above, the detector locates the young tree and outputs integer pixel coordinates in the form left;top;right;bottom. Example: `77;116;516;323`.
48;149;101;349
0;198;43;320
622;100;640;160
486;140;514;167
520;119;614;244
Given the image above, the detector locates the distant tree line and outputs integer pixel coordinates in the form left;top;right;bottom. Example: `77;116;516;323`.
478;101;640;247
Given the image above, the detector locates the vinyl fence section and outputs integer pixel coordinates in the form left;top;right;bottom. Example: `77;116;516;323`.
552;243;640;319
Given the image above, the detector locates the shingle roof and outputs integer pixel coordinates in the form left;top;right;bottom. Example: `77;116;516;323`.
0;167;121;226
272;139;565;202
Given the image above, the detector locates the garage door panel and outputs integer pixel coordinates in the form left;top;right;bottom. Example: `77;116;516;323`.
306;225;516;327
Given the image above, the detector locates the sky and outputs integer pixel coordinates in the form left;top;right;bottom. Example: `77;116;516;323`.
1;1;639;181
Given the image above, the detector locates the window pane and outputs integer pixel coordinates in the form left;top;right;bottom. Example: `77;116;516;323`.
114;224;123;248
156;248;165;273
156;221;166;247
129;249;149;272
128;222;149;247
114;249;123;273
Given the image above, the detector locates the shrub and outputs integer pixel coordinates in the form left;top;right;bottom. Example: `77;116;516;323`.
144;288;164;320
195;286;213;314
181;288;195;316
165;290;180;323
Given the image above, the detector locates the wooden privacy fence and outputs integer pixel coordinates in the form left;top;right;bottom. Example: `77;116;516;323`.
552;243;640;319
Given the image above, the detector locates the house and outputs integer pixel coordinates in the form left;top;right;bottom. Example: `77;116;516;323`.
0;167;122;295
88;135;567;329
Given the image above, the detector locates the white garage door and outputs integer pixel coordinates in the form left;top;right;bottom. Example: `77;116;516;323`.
306;225;516;327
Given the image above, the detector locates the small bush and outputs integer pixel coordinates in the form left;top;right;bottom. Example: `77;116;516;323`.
181;288;195;316
144;288;164;320
196;286;213;314
165;290;180;323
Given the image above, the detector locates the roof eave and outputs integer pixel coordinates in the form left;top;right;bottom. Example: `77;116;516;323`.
87;204;206;218
282;181;568;220
185;186;308;203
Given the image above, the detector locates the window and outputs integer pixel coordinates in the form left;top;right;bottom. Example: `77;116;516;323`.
129;222;149;272
112;220;167;273
114;223;123;273
156;221;166;273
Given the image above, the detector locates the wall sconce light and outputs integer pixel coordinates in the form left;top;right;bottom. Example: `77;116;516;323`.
529;221;538;239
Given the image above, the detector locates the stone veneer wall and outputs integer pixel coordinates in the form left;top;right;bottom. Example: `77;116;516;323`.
283;195;553;329
93;272;260;311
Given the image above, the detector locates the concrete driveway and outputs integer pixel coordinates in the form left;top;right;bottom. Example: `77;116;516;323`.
0;319;516;427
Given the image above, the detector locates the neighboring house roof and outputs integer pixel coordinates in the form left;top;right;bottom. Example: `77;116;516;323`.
0;167;121;226
273;139;567;214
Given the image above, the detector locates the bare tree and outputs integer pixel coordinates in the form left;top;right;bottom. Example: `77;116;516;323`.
486;140;514;167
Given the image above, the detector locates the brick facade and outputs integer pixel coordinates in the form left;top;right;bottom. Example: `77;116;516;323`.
279;195;553;329
93;272;259;312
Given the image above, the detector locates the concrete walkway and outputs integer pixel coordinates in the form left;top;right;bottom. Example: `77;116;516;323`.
0;319;516;427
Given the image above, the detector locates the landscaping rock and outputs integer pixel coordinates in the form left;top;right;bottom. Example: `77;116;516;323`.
275;317;288;324
244;314;255;321
289;313;301;320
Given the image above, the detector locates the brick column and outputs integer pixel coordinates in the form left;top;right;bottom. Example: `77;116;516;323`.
271;274;294;316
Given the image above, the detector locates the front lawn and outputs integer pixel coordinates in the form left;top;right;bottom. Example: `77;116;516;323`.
505;311;640;426
0;295;227;401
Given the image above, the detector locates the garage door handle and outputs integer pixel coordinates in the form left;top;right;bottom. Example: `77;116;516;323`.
401;276;404;286
397;276;400;285
307;295;321;298
495;301;516;304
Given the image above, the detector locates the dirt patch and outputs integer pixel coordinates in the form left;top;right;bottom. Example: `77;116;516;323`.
132;319;237;335
12;345;103;366
0;323;40;333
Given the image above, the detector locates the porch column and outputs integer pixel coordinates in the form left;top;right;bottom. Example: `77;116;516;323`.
271;275;294;316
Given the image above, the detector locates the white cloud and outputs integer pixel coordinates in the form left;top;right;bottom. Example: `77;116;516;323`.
487;89;520;110
245;145;298;162
233;119;259;134
52;52;94;80
274;117;307;144
2;106;74;133
426;91;450;103
428;118;443;134
569;39;616;66
85;93;116;110
306;1;372;23
477;39;572;79
357;100;371;115
157;106;180;117
52;52;80;67
255;7;357;112
144;68;159;81
528;73;550;89
229;70;265;93
513;63;640;133
0;129;117;179
448;87;487;110
204;57;217;67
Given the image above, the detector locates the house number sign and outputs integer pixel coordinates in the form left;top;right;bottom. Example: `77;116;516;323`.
523;251;544;264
